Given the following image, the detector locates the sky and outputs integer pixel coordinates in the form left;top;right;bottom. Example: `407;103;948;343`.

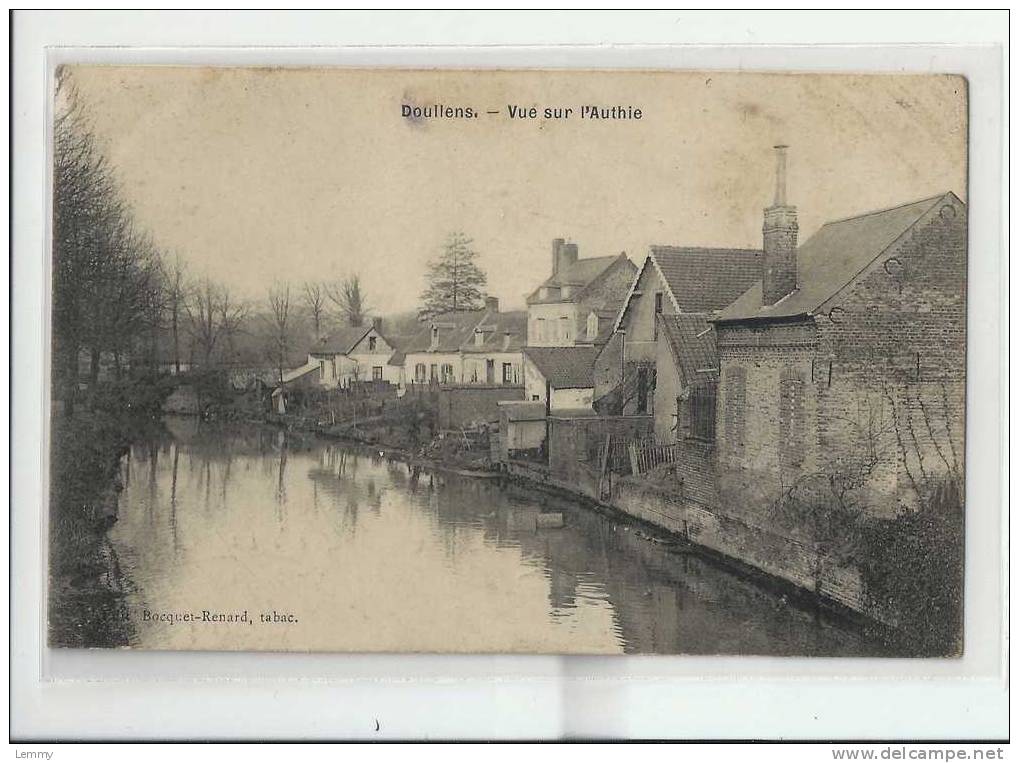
64;67;967;314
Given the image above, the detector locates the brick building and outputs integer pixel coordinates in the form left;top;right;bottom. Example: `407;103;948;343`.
713;147;966;519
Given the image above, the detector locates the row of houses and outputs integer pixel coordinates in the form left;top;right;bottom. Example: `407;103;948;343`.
283;146;966;522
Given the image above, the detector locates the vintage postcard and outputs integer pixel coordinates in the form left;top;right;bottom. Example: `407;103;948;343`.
48;67;967;656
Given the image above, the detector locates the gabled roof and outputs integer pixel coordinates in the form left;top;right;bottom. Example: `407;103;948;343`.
658;313;718;387
523;346;600;389
715;192;963;323
613;246;763;331
527;253;631;305
311;325;375;355
649;247;764;313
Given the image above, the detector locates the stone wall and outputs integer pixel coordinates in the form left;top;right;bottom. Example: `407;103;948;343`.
436;384;525;429
610;477;890;623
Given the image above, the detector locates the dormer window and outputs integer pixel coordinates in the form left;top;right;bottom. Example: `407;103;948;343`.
587;312;599;342
368;336;377;351
474;329;484;347
430;326;439;350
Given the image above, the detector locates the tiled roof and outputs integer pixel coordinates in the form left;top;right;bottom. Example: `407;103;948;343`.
402;310;486;353
658;313;718;387
527;254;630;304
716;192;961;323
462;310;528;353
402;308;528;355
650;246;763;312
311;325;372;355
523;346;600;389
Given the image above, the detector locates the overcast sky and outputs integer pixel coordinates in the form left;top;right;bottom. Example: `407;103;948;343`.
65;67;967;314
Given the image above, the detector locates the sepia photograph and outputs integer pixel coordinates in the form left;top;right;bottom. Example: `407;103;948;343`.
47;66;968;658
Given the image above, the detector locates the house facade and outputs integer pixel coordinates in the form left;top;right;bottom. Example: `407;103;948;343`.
308;319;400;387
712;149;966;519
526;239;635;348
403;298;526;387
595;245;762;417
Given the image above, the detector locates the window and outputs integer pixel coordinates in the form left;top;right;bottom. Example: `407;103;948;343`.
319;360;326;380
415;363;426;383
368;336;377;351
441;363;454;384
537;318;546;342
653;292;664;340
587;313;599;342
372;366;383;381
532;394;541;401
430;364;438;382
502;363;513;384
689;386;717;442
560;316;571;343
779;369;806;470
636;366;649;414
723;367;747;460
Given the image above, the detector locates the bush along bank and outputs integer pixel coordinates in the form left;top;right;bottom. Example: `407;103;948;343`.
48;374;175;648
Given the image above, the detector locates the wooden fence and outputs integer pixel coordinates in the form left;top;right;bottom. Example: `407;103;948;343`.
627;437;680;476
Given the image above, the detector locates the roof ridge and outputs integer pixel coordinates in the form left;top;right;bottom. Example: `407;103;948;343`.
650;245;762;254
823;192;949;226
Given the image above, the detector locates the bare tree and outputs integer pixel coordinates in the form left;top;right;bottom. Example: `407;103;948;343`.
217;286;249;365
266;282;292;384
161;252;189;374
328;274;370;328
302;281;327;340
184;279;227;367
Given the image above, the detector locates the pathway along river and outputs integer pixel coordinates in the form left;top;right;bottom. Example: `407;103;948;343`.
109;418;887;654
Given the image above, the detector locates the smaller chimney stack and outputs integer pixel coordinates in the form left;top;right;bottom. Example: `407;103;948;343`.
372;316;383;331
551;238;579;276
552;238;565;275
761;145;799;306
485;296;500;313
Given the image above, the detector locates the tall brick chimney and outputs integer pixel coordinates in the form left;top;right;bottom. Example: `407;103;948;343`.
761;145;799;305
551;238;579;276
485;296;499;313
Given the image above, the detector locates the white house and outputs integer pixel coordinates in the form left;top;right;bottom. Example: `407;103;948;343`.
308;319;400;387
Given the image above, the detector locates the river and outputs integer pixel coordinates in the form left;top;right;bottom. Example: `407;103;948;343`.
108;418;886;654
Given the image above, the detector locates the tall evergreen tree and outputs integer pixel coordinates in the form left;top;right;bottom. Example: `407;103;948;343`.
419;232;487;319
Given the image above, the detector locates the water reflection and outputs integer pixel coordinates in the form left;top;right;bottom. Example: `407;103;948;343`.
110;418;884;655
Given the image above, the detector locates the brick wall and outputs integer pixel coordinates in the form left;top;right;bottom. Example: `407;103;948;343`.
611;478;892;624
715;320;821;514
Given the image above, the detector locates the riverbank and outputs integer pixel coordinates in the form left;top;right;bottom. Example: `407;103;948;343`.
48;378;174;647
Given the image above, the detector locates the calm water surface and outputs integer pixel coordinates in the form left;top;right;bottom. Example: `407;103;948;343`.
109;418;884;654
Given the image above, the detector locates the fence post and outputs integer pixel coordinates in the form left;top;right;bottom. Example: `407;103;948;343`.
628;442;640;475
